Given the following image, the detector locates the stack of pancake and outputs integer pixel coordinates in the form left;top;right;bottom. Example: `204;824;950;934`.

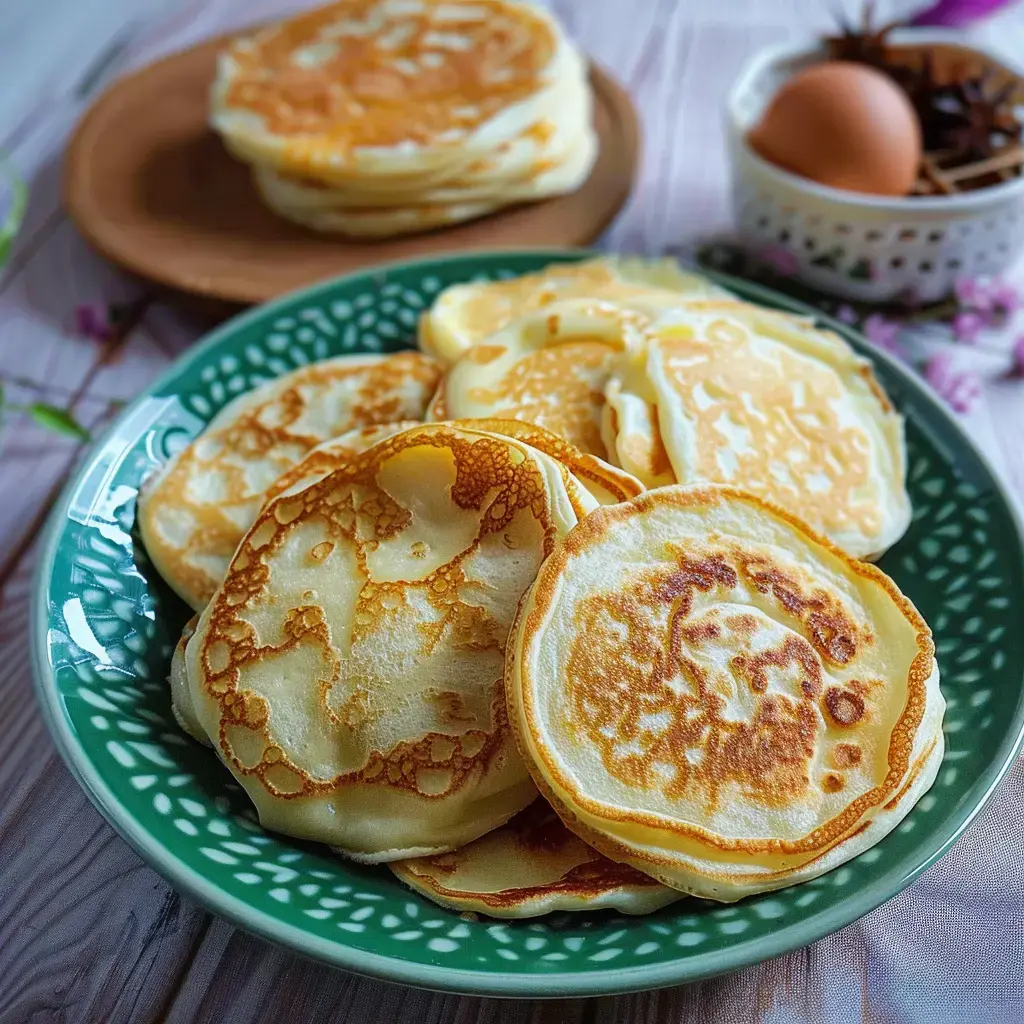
141;255;944;918
209;0;598;238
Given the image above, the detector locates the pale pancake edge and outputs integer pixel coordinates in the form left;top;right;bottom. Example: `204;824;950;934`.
390;798;681;918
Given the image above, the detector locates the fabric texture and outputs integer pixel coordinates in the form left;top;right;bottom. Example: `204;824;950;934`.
666;755;1024;1023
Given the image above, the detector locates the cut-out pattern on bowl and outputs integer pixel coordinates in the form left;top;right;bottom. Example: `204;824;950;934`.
35;252;1024;997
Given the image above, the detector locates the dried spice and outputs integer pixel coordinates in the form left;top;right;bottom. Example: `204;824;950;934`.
930;71;1021;162
821;4;1024;191
824;2;900;69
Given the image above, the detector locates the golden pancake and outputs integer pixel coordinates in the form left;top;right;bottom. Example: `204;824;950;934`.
250;129;597;236
253;190;505;238
216;0;598;237
600;301;816;489
390;798;681;917
248;50;595;211
606;305;910;558
509;485;944;901
211;0;570;181
430;299;655;457
419;256;730;364
137;353;441;609
185;423;601;862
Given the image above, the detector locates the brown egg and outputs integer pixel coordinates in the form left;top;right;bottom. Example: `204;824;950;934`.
747;61;922;196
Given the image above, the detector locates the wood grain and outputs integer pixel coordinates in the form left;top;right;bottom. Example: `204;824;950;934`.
2;1;1024;1022
64;43;638;304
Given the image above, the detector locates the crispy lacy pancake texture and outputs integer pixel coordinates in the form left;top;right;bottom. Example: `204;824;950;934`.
430;300;656;458
186;423;599;862
448;418;643;507
419;257;730;365
137;353;441;610
509;486;944;901
170;425;422;745
605;303;910;558
390;798;680;917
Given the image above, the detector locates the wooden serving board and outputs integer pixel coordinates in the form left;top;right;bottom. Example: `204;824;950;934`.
63;35;640;306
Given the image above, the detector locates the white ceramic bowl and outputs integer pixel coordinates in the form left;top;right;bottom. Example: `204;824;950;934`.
727;30;1024;302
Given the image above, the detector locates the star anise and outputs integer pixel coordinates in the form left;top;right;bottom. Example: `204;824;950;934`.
824;2;903;69
904;50;957;151
928;70;1022;162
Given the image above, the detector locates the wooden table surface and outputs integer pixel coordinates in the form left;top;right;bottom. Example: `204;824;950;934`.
2;2;1024;1022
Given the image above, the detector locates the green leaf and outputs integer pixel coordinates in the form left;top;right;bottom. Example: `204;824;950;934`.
0;158;27;268
27;403;90;441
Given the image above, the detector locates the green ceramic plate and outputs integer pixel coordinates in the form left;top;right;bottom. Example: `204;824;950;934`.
32;250;1024;997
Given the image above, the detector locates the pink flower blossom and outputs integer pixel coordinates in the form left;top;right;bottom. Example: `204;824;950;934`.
835;304;858;325
924;350;982;413
952;311;985;344
759;244;799;276
73;302;112;342
863;314;903;354
990;278;1022;315
953;276;1021;323
954;276;992;311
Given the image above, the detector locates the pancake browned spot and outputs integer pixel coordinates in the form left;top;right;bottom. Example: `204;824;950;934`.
825;686;867;727
508;484;945;901
833;742;863;768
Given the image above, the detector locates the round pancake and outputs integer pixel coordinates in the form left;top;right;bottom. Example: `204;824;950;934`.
251;129;597;236
508;485;944;901
390;798;681;918
169;615;207;744
428;299;658;457
248;49;595;211
418;256;730;364
185;423;600;862
137;353;441;609
609;305;909;558
253;187;506;238
211;0;570;181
